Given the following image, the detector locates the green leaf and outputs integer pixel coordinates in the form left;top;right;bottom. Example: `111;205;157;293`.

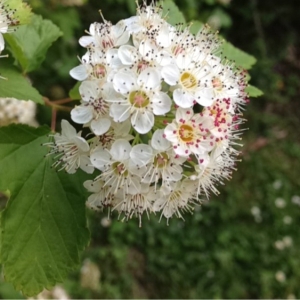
218;42;257;70
245;85;263;97
189;21;203;35
69;81;81;100
4;14;63;73
158;0;186;26
0;125;90;296
0;60;43;104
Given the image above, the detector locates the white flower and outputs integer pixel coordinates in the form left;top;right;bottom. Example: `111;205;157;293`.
153;179;197;224
90;119;133;149
138;129;185;186
161;53;213;108
164;107;215;158
79;20;129;50
90;139;141;195
71;80;111;135
113;184;155;227
108;68;171;133
84;180;115;211
47;120;94;174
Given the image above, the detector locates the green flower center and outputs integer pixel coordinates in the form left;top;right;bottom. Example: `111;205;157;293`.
112;162;128;176
154;152;169;168
129;91;150;108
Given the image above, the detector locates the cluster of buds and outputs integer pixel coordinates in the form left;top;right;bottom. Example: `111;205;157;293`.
48;2;248;225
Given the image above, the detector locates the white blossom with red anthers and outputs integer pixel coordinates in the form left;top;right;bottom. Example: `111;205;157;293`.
164;107;215;159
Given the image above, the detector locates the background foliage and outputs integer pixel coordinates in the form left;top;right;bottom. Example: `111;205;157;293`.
1;0;300;298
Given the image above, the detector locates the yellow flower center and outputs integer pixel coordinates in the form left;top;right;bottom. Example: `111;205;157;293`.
180;72;197;90
179;124;194;142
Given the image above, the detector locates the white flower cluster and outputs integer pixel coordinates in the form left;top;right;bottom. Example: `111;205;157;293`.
48;2;248;225
0;97;37;126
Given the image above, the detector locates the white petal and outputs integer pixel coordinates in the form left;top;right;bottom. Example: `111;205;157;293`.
113;21;130;46
80;155;94;174
175;107;193;123
174;144;190;157
69;65;89;81
71;106;93;124
79;36;94;47
164;123;178;143
90;148;111;170
106;49;123;69
156;23;171;48
72;136;90;152
152;92;172;115
110;103;131;122
151;129;170;151
176;53;192;69
195;88;215;106
127;176;141;195
101;83;122;101
137;67;161;90
110;139;132;161
79;80;100;101
161;64;180;86
173;89;194;108
91;117;111;135
132;110;154;134
118;45;138;65
113;69;137;94
139;39;158;59
156;50;173;66
130;144;153;166
0;34;5;52
61;119;76;138
84;180;103;193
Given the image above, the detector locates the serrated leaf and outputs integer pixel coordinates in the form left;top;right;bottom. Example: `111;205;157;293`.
218;42;256;70
69;81;81;100
0;125;90;296
245;84;263;97
4;14;63;73
158;0;186;26
0;60;43;104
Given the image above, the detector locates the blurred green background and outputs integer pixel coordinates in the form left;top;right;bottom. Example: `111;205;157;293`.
1;0;300;298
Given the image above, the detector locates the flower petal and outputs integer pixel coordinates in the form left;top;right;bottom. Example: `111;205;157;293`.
118;45;138;65
91;117;111;135
61;119;76;138
152;92;172;115
132;110;154;134
90;147;111;170
113;68;137;94
70;65;89;81
110;103;131;122
79;155;94;174
138;67;161;91
71;106;93;124
161;64;180;86
110;139;132;161
151;129;171;151
173;89;194;108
